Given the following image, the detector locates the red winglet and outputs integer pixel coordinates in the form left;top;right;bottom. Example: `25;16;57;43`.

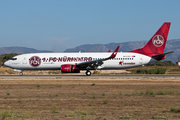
108;50;111;52
109;46;120;58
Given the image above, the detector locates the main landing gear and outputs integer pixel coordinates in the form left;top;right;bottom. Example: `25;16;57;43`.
86;70;91;76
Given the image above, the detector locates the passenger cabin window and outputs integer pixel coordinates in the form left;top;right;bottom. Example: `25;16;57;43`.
11;58;17;60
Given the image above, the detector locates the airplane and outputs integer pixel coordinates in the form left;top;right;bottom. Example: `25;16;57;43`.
4;22;173;76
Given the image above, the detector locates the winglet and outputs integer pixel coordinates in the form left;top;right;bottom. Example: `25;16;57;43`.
109;46;120;58
77;46;120;66
108;50;111;52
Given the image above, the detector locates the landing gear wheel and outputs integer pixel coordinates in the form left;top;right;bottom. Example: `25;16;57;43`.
86;70;91;76
20;72;23;76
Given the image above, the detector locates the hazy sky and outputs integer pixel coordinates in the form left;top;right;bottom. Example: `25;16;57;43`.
0;0;180;52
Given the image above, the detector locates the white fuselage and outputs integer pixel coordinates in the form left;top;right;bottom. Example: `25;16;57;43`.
4;52;156;70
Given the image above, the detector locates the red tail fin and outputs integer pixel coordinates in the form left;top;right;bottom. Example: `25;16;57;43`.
129;22;171;57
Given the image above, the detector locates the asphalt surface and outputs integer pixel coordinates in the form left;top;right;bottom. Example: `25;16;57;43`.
0;74;180;79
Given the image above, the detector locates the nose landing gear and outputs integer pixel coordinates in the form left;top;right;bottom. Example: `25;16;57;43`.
20;72;23;76
13;69;23;76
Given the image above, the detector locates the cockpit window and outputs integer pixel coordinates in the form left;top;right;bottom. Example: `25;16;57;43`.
11;58;17;60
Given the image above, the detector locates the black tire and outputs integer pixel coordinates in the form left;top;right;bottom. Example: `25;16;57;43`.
86;71;91;76
20;72;23;76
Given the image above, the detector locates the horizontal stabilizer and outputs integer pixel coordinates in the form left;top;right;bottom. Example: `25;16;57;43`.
152;51;174;61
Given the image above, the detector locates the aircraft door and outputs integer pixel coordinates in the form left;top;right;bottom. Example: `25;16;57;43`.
22;56;27;64
139;55;143;64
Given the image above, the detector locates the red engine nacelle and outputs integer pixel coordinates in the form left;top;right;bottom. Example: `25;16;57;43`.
61;64;80;73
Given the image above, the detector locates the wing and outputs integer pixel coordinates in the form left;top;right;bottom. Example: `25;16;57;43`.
77;46;120;69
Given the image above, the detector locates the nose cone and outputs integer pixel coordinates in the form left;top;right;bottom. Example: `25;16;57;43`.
4;61;9;67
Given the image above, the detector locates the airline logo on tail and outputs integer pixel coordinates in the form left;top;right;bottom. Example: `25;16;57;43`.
152;35;164;47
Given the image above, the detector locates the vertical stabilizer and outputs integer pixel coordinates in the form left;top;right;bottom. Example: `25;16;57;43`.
129;22;171;57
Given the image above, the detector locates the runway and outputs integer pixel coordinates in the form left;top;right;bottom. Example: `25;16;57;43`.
0;74;180;79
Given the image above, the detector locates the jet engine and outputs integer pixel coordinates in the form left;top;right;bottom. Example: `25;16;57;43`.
61;64;80;73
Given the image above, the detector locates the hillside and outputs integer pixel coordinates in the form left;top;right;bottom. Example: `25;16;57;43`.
0;47;52;54
64;39;180;63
